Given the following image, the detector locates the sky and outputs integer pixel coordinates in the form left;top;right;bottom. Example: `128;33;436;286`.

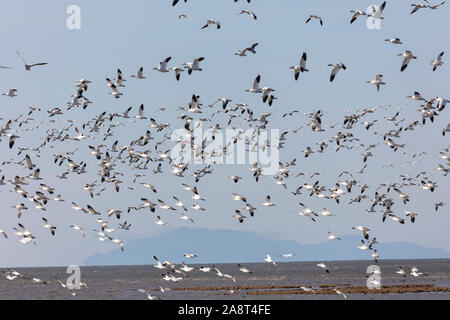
0;0;449;267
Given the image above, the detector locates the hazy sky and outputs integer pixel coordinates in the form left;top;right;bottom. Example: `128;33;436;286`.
0;0;449;267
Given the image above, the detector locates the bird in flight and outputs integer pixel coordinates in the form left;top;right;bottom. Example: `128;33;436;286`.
16;50;48;70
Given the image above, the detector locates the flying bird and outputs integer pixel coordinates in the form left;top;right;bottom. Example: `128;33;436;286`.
16;51;48;70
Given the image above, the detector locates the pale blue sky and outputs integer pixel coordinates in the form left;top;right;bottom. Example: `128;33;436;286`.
0;0;449;267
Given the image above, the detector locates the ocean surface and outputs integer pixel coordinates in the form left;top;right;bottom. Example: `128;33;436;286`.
1;259;450;300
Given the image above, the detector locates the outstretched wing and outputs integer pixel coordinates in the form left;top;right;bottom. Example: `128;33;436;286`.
16;50;26;64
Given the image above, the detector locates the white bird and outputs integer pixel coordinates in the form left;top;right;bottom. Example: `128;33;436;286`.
289;52;308;81
131;67;145;79
398;50;417;72
410;266;429;277
201;20;221;29
16;50;48;70
180;262;194;272
155;215;167;226
2;89;18;97
384;37;402;44
349;10;366;23
396;267;407;277
153;56;172;73
245;75;262;93
368;1;386;19
238;264;253;273
328;62;347;82
317;262;330;273
137;289;158;300
232;210;247;223
261;195;274;207
170;67;184;81
358;240;371;250
199;266;211;272
334;289;348;300
411;3;428;14
183;57;205;75
235;43;258;56
352;226;370;239
42;217;56;236
327;231;341;240
0;229;7;239
69;225;85;238
153;256;166;269
239;10;257;20
430;51;444;71
264;254;277;266
366;74;386;91
108;83;123;99
305;15;323;25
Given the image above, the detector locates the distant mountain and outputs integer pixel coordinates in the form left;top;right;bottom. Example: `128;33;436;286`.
84;227;450;266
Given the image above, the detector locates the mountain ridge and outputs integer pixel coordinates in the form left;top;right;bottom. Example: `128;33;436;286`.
84;227;450;266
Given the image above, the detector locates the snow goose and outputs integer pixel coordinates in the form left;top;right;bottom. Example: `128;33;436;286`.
6;133;20;149
404;211;418;223
349;10;366;23
233;210;246;223
69;225;85;237
238;264;253;273
305;15;323;25
398;50;417;71
407;91;426;101
328;62;346;82
183;57;205;75
201;20;221;29
264;254;277;266
396;267;407;277
317;262;329;273
16;50;48;70
0;229;7;239
358;240;371;250
261;195;274;207
108;83;123;98
131;67;145;79
180;262;194;272
2;89;18;97
366;74;385;91
42;217;56;236
430;51;444;71
170;66;184;81
155;216;167;226
235;43;258;56
327;231;341;240
289;52;308;81
199;266;211;272
245;74;262;93
410;266;429;277
138;289;158;300
239;10;257;20
384;38;402;44
352;226;370;239
153;56;171;73
368;1;386;19
410;3;427;14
